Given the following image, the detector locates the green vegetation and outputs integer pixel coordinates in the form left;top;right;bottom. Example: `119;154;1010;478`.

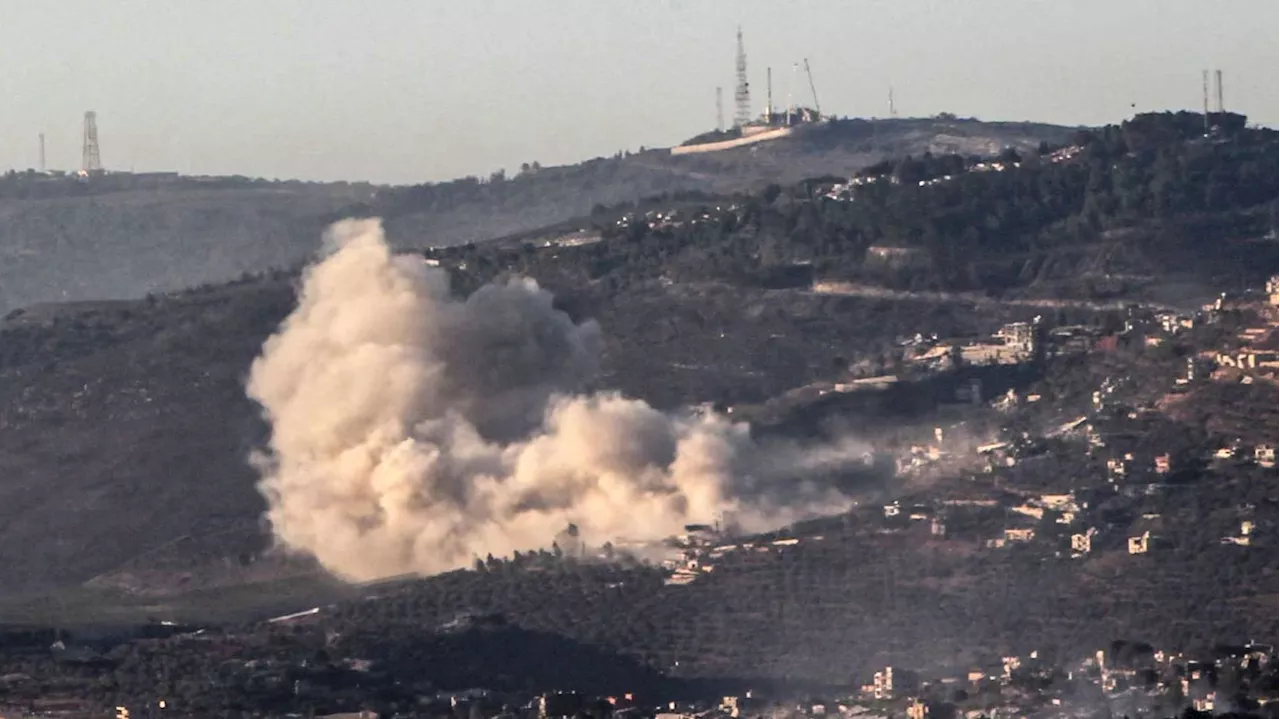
441;112;1275;300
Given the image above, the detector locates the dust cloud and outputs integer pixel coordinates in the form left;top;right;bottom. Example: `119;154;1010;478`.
247;219;868;582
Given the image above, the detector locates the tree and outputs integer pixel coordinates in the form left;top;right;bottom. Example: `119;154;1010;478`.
998;147;1022;164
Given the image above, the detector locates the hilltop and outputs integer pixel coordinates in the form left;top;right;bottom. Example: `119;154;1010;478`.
0;116;1074;315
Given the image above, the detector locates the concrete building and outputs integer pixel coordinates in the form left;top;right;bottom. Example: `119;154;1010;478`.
1004;528;1035;543
1255;445;1276;468
1071;528;1096;556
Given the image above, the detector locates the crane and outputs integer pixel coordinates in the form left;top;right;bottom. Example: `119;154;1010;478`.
803;58;821;118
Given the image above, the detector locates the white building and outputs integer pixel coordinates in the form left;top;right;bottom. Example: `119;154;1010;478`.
1255;445;1276;468
1071;528;1096;556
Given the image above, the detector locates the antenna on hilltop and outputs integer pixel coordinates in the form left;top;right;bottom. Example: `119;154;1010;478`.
733;26;752;128
787;63;797;126
81;111;102;173
803;58;820;117
766;66;773;122
1202;69;1210;133
888;86;898;118
716;86;724;132
38;133;46;173
1214;69;1224;113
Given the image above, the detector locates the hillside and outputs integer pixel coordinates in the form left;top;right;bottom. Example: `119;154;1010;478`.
0;109;1269;593
0;109;1273;681
308;320;1279;685
0;258;1004;598
0;117;1074;315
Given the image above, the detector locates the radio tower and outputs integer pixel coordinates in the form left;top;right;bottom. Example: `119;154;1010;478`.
733;26;752;128
81;111;102;173
1202;69;1210;133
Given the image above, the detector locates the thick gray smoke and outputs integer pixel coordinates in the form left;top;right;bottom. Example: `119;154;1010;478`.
247;219;866;582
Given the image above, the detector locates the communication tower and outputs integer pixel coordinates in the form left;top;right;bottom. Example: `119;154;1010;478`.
81;111;102;173
1202;69;1210;132
39;133;45;173
766;67;773;121
733;27;752;128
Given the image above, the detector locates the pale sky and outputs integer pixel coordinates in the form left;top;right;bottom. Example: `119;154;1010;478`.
1;0;1276;185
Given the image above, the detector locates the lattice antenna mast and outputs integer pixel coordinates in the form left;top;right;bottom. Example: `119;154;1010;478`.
766;67;773;121
39;133;46;173
1214;69;1224;113
82;111;102;173
733;26;752;128
1202;69;1210;132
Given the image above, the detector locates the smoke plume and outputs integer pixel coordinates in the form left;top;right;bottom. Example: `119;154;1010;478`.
247;219;866;582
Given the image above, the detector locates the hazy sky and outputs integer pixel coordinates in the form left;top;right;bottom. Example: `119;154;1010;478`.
2;0;1276;185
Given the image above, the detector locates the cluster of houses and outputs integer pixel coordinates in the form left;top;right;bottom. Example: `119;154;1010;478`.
662;641;1278;719
819;145;1083;201
522;642;1276;719
904;316;1147;381
1177;276;1280;383
973;381;1272;562
656;277;1276;590
613;205;740;234
33;637;1276;719
659;524;814;586
1055;278;1275;554
903;320;1041;373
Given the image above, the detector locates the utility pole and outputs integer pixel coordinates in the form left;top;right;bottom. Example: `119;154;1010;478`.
766;67;773;123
